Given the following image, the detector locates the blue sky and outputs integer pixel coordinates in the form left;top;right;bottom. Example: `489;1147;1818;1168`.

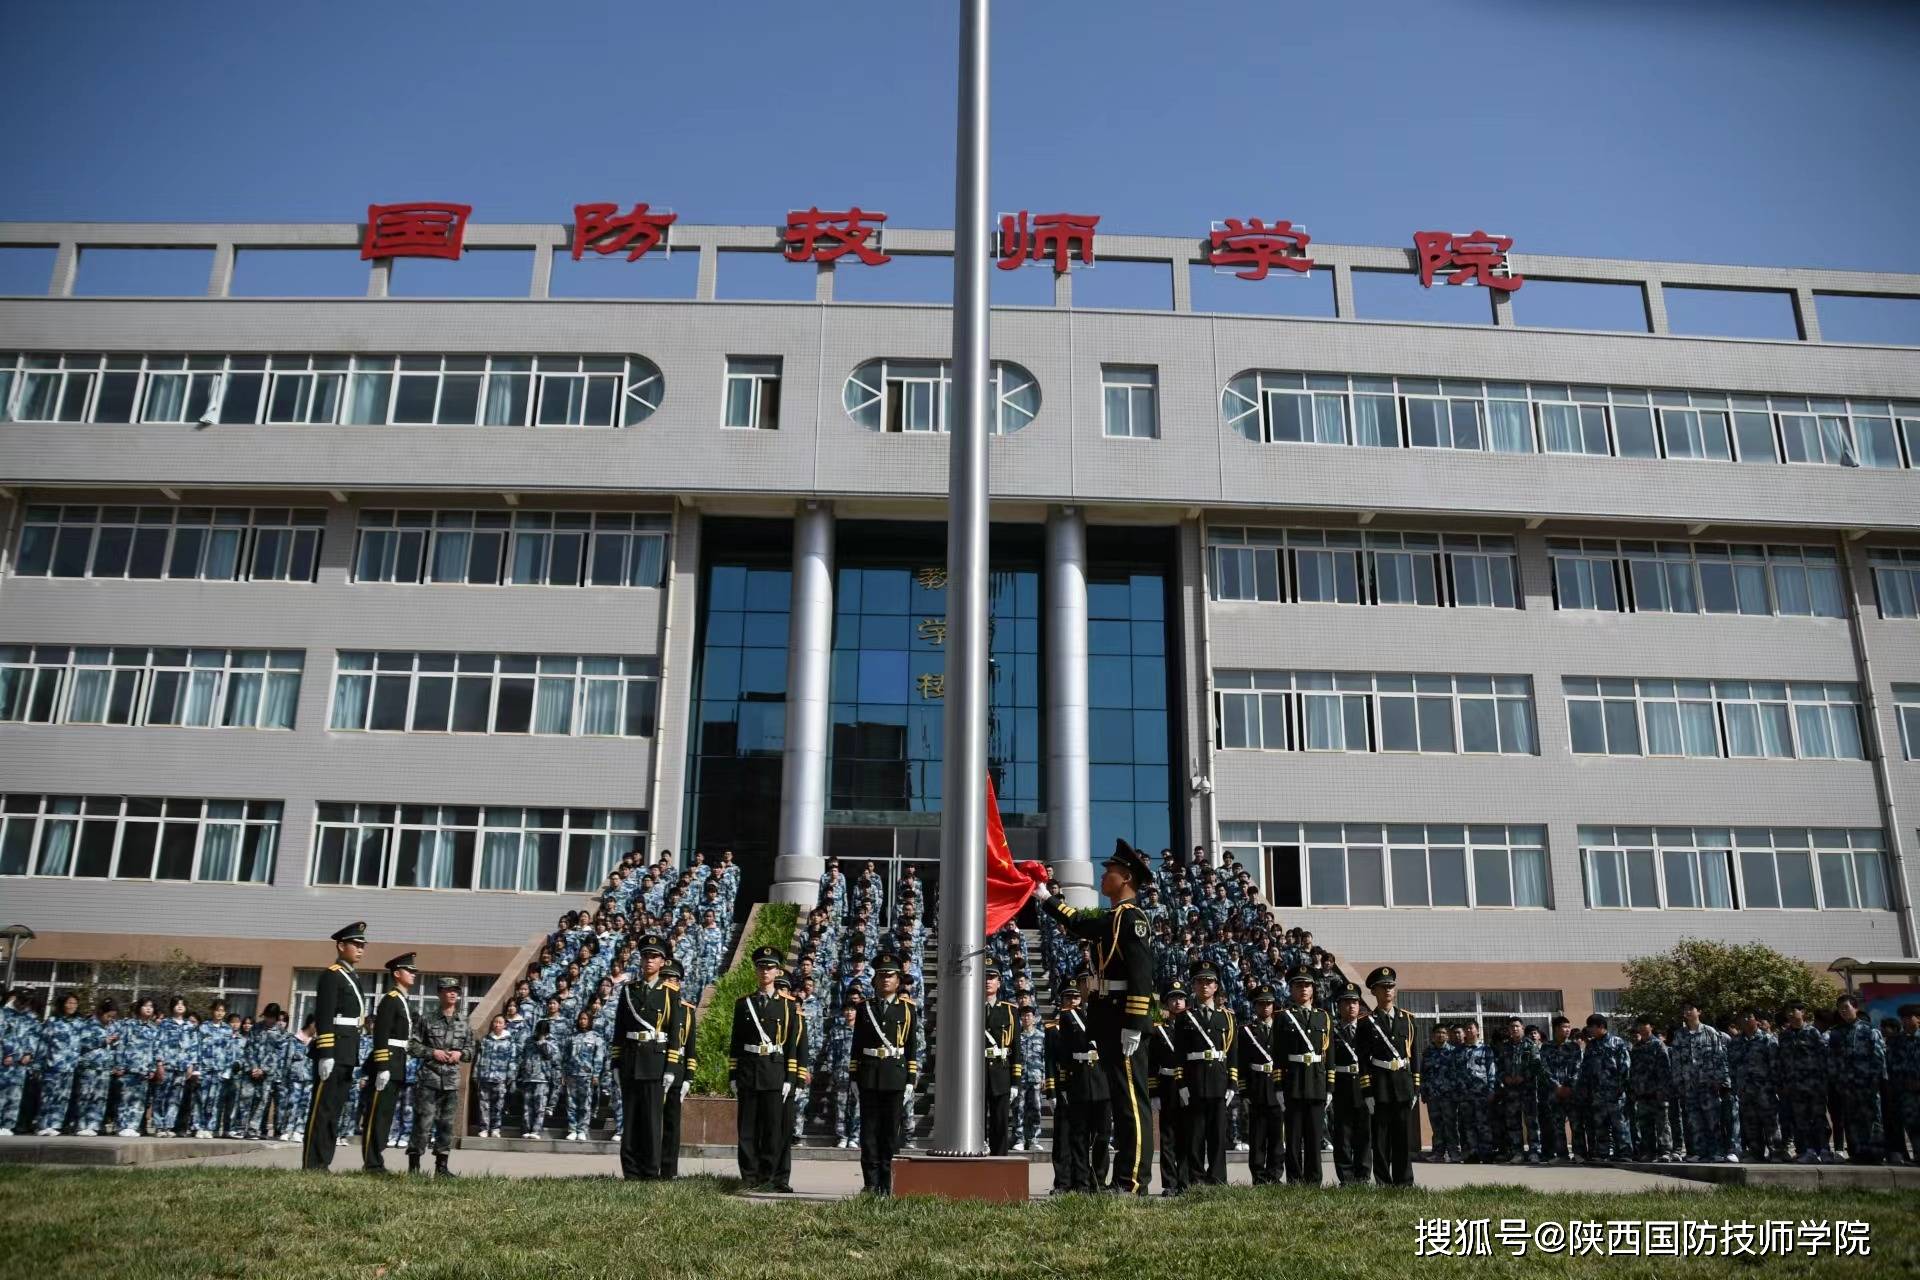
2;0;1916;338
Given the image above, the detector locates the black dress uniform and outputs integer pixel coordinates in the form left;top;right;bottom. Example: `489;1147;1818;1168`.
1044;1010;1073;1193
1040;840;1157;1194
1329;987;1373;1185
1238;990;1286;1185
1175;968;1237;1187
362;952;416;1172
613;935;681;1181
1048;987;1109;1192
1278;973;1332;1185
303;922;368;1171
729;947;800;1189
850;953;917;1195
774;974;806;1193
659;962;696;1178
983;978;1020;1155
1149;989;1190;1195
1363;966;1420;1187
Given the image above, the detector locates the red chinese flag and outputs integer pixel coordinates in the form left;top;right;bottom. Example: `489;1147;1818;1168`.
984;773;1047;936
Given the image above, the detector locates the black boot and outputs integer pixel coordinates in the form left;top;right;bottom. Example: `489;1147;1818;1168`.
408;1152;421;1174
435;1153;456;1179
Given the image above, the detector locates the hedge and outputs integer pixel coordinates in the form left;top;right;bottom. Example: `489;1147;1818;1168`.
691;902;799;1095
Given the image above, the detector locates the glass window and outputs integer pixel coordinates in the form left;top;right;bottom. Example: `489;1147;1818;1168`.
1102;366;1159;439
723;357;781;430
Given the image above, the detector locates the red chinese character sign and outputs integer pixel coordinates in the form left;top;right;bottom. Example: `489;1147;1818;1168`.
1207;218;1314;280
1413;229;1523;291
360;203;472;261
572;203;677;262
784;207;890;265
999;211;1099;273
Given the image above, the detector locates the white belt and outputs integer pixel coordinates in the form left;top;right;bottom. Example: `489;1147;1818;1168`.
1372;1058;1408;1071
1187;1050;1225;1062
748;1043;779;1056
1287;1053;1321;1064
624;1030;666;1043
1333;1065;1358;1075
1071;1051;1100;1062
985;1047;1008;1060
333;1017;358;1027
387;1038;408;1049
1249;1063;1272;1073
1093;979;1129;995
861;1046;902;1059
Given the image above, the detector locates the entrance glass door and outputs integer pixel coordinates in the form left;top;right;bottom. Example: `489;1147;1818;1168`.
825;825;940;927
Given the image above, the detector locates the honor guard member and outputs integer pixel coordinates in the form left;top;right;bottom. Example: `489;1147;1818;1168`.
1176;960;1237;1186
1363;966;1419;1186
1239;985;1286;1184
1280;965;1332;1184
731;946;802;1191
1329;983;1373;1185
304;922;368;1171
983;966;1020;1155
1032;839;1158;1195
1049;971;1110;1193
408;976;475;1177
1150;983;1191;1196
850;951;917;1195
772;971;808;1193
362;952;417;1173
613;934;681;1181
658;960;696;1178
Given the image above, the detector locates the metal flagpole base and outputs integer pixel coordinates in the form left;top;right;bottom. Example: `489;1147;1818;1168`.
892;1153;1029;1202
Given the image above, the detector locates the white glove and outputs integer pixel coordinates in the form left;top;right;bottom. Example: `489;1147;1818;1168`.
662;1072;675;1091
782;1082;792;1101
1120;1030;1142;1058
1032;881;1052;903
1179;1087;1190;1106
316;1058;334;1082
680;1080;691;1102
1225;1089;1236;1107
374;1071;390;1092
1365;1098;1376;1116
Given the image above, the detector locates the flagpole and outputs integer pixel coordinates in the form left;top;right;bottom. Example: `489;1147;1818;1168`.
930;0;990;1158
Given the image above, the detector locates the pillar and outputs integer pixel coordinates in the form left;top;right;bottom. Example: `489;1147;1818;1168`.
770;502;834;904
1046;506;1096;907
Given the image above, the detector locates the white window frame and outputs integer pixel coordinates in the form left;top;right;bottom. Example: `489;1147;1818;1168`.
1239;822;1547;910
308;803;646;895
723;356;782;430
14;504;325;584
1100;365;1159;439
1872;549;1920;620
0;793;281;884
329;650;659;739
0;644;302;731
350;509;668;589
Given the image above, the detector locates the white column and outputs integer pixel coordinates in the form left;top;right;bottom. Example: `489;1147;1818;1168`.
770;502;834;903
1046;506;1096;907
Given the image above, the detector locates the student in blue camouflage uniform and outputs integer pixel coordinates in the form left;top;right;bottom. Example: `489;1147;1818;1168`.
190;1002;238;1138
1538;1015;1584;1162
1491;1016;1544;1162
794;976;827;1142
389;1052;419;1149
114;998;162;1135
342;1021;372;1143
1671;1001;1733;1162
278;1016;314;1141
474;1013;517;1137
562;1010;606;1140
1888;1004;1920;1165
72;999;121;1136
1775;1001;1833;1162
0;990;38;1135
1419;1023;1456;1161
233;1004;285;1140
1015;1004;1047;1151
1577;1014;1632;1162
34;993;85;1135
148;997;196;1136
1729;1008;1784;1161
1627;1016;1675;1161
826;1001;859;1148
592;996;623;1139
1452;1020;1495;1161
1828;994;1886;1164
696;911;726;1002
518;1018;560;1138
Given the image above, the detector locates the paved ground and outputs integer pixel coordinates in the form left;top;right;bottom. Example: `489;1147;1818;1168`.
2;1135;1714;1195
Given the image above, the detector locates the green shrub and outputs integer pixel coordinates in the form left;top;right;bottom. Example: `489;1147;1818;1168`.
692;902;799;1095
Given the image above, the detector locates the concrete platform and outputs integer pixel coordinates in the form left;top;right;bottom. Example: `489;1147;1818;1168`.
1614;1159;1920;1189
0;1135;277;1166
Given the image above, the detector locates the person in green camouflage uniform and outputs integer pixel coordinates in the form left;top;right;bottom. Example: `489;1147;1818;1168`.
407;977;475;1177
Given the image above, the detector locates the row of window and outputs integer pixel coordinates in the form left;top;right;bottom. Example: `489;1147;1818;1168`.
310;804;645;894
1216;820;1895;913
1214;671;1537;755
1207;524;1920;622
0;795;281;883
1206;528;1520;608
8;353;1919;473
1564;677;1865;761
331;652;659;738
1223;372;1920;469
354;510;668;588
7;959;263;1018
17;506;325;583
1577;826;1891;912
0;646;302;730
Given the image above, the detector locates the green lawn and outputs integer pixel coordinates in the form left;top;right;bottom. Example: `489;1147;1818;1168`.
1;1167;1910;1279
